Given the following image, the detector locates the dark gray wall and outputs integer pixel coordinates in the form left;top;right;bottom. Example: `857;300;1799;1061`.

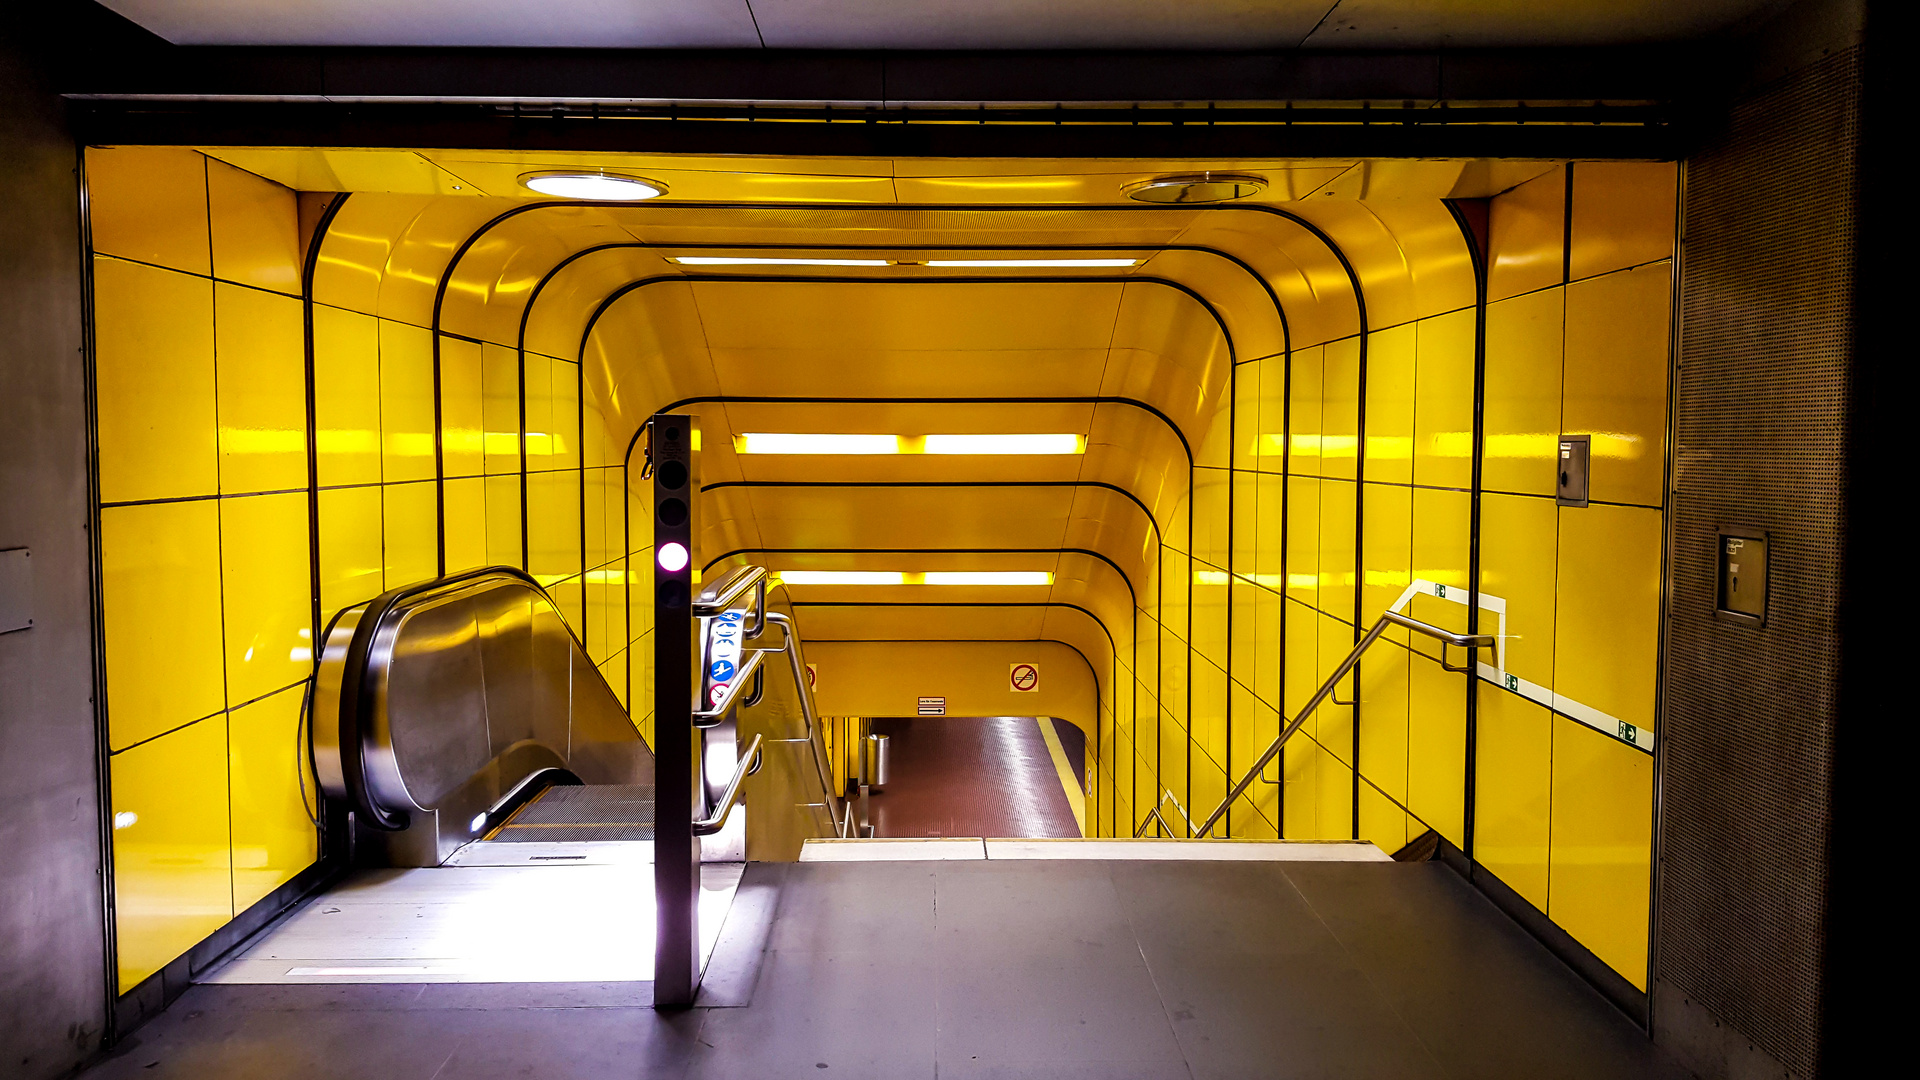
0;23;107;1080
1654;2;1867;1079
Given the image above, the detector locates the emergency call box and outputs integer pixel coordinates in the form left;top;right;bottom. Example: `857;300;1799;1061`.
1557;435;1590;507
1716;528;1768;626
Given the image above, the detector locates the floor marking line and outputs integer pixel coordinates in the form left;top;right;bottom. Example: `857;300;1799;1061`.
1036;717;1088;836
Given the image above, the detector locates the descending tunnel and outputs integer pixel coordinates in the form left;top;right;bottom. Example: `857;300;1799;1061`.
0;3;1885;1077
87;144;1670;1003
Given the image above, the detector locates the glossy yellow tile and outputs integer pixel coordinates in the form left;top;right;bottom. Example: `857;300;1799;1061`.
1320;338;1361;481
1478;493;1558;693
379;320;437;484
384;480;439;589
1413;309;1475;491
1356;639;1411;806
483;343;522;475
443;476;489;573
486;473;524;568
1482;288;1565;498
1358;779;1410;854
529;471;583;586
102;501;227;750
1364;325;1416;485
1408;488;1471;647
220;492;313;706
93;257;218;504
1548;717;1653;990
1569;162;1676;282
550;359;582;471
1360;483;1412;625
318;485;384;620
1554;503;1661;732
1405;653;1466;846
1474;687;1553;912
207;157;301;296
1317;479;1357;622
111;717;232;991
440;336;486;479
312;305;383;488
214;283;307;495
228;687;319;912
87;147;210;276
1563;262;1671;508
1488;164;1566;303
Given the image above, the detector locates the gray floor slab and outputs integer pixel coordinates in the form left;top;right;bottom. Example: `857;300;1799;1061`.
77;859;1691;1080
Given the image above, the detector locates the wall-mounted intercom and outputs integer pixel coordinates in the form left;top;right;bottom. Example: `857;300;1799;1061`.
1716;528;1768;626
1556;435;1590;507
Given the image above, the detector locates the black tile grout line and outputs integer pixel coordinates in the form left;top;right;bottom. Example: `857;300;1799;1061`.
105;677;313;758
87;251;306;303
96;469;625;509
206;155;239;923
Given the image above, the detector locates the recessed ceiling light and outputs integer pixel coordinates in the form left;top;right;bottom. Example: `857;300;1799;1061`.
1124;172;1266;204
923;258;1139;268
670;256;893;266
521;172;666;200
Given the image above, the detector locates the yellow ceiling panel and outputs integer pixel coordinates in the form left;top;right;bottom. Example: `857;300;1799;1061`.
793;604;1053;644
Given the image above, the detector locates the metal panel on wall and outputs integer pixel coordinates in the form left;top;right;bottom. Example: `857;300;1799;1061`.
1661;47;1859;1080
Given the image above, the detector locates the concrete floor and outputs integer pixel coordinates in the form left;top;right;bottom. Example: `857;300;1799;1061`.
79;857;1688;1080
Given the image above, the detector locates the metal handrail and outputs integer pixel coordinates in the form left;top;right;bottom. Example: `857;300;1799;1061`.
762;611;852;837
693;733;764;836
1160;609;1495;840
694;565;768;637
693;647;767;725
1134;789;1196;838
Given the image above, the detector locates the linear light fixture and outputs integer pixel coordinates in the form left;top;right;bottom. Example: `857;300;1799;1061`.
737;433;901;455
670;256;892;266
923;258;1140;268
777;571;1053;586
737;433;1084;455
923;433;1084;455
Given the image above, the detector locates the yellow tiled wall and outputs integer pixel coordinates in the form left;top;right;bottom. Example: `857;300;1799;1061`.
90;148;317;991
88;150;632;992
1115;165;1673;992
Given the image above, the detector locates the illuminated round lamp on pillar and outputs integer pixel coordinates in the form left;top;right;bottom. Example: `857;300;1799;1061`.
519;171;668;201
1123;172;1266;204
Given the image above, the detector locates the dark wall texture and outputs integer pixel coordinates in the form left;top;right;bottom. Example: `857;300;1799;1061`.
1655;2;1880;1077
0;22;107;1080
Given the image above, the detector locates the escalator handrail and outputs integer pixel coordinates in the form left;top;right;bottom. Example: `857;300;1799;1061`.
759;611;851;838
325;565;593;832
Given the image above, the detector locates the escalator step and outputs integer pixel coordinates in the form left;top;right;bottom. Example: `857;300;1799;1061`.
485;783;656;843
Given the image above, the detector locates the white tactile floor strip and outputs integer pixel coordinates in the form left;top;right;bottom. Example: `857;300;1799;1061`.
801;838;1391;862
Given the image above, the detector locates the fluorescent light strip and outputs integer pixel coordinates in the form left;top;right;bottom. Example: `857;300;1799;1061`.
737;433;1083;455
923;258;1140;268
923;433;1083;455
738;433;901;455
671;256;892;266
777;571;1053;586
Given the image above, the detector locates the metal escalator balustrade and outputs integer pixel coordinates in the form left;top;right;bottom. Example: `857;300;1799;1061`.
1137;610;1495;840
311;565;655;866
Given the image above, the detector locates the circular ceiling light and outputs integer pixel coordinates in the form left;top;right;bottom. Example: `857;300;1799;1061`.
1124;172;1267;205
520;171;667;201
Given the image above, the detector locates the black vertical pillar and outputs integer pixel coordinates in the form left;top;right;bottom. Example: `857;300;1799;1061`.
649;413;700;1005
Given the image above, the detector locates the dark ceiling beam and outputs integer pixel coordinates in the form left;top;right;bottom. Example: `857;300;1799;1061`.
62;44;1718;106
70;100;1686;158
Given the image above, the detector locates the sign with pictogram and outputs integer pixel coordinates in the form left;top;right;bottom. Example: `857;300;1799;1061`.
917;696;946;716
1009;663;1040;692
805;663;818;691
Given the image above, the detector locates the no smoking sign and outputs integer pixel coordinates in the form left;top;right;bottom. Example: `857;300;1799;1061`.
1009;663;1040;693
